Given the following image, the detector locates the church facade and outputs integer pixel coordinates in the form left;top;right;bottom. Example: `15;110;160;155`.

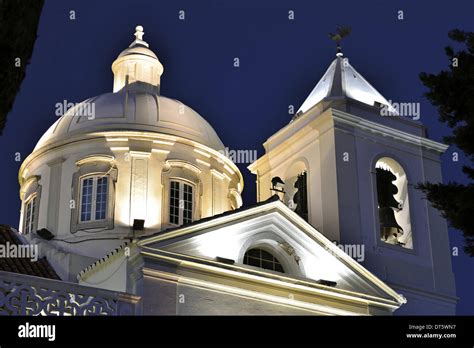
11;26;456;315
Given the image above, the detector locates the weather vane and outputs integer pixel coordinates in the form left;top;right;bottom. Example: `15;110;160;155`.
329;26;351;56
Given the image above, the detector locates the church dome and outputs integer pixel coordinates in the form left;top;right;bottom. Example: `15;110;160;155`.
34;25;225;153
18;25;243;271
34;92;225;152
117;44;158;60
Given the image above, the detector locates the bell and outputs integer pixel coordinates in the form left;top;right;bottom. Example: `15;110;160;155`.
379;207;403;231
379;207;403;243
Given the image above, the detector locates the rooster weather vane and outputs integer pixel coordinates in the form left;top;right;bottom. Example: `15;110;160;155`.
329;26;351;55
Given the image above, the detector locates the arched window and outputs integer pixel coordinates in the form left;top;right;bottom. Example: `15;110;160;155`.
375;157;413;249
283;160;309;222
243;248;285;273
293;171;308;221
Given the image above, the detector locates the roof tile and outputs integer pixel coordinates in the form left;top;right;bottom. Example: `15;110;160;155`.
0;225;60;280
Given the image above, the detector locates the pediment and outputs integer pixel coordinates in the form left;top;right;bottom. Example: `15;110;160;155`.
139;199;405;307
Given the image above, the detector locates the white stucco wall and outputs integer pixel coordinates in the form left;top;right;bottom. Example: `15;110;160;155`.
18;132;242;281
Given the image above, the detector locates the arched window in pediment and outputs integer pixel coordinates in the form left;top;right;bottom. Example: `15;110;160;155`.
243;248;285;273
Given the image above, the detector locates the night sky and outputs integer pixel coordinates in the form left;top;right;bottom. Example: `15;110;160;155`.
0;0;473;314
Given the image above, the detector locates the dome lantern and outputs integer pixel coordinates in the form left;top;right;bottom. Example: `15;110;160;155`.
111;25;164;93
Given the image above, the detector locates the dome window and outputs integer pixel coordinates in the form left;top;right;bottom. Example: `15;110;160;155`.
20;176;42;235
79;175;109;222
169;180;194;226
162;160;202;228
71;155;117;233
23;195;38;234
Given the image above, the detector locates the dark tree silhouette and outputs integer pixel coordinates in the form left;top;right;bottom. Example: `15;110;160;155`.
0;0;44;134
417;29;474;256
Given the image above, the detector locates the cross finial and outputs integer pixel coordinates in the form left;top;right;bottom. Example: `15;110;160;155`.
130;25;149;47
134;25;144;41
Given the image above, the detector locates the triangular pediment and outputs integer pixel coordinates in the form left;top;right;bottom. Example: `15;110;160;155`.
139;199;405;307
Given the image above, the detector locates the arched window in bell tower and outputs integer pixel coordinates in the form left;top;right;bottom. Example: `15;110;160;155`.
375;157;413;249
283;160;310;222
293;171;308;221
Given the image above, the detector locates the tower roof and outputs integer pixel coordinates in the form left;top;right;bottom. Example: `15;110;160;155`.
297;53;394;115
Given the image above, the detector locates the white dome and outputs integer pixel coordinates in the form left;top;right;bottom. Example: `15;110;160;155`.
35;26;224;152
35;90;225;152
117;44;158;60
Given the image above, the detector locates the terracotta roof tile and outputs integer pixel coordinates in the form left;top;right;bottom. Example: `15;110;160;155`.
0;225;60;280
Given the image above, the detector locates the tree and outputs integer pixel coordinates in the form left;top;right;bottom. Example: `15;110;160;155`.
417;29;474;256
0;0;44;134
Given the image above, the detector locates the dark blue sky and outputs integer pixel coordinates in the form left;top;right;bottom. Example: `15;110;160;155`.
1;0;473;314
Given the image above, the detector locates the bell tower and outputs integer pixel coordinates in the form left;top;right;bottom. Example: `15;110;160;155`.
249;50;457;314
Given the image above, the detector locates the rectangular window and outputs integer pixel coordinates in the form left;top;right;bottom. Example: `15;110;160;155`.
183;183;193;224
169;181;180;225
95;177;108;220
80;175;108;222
169;180;194;226
23;196;37;234
80;177;93;221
